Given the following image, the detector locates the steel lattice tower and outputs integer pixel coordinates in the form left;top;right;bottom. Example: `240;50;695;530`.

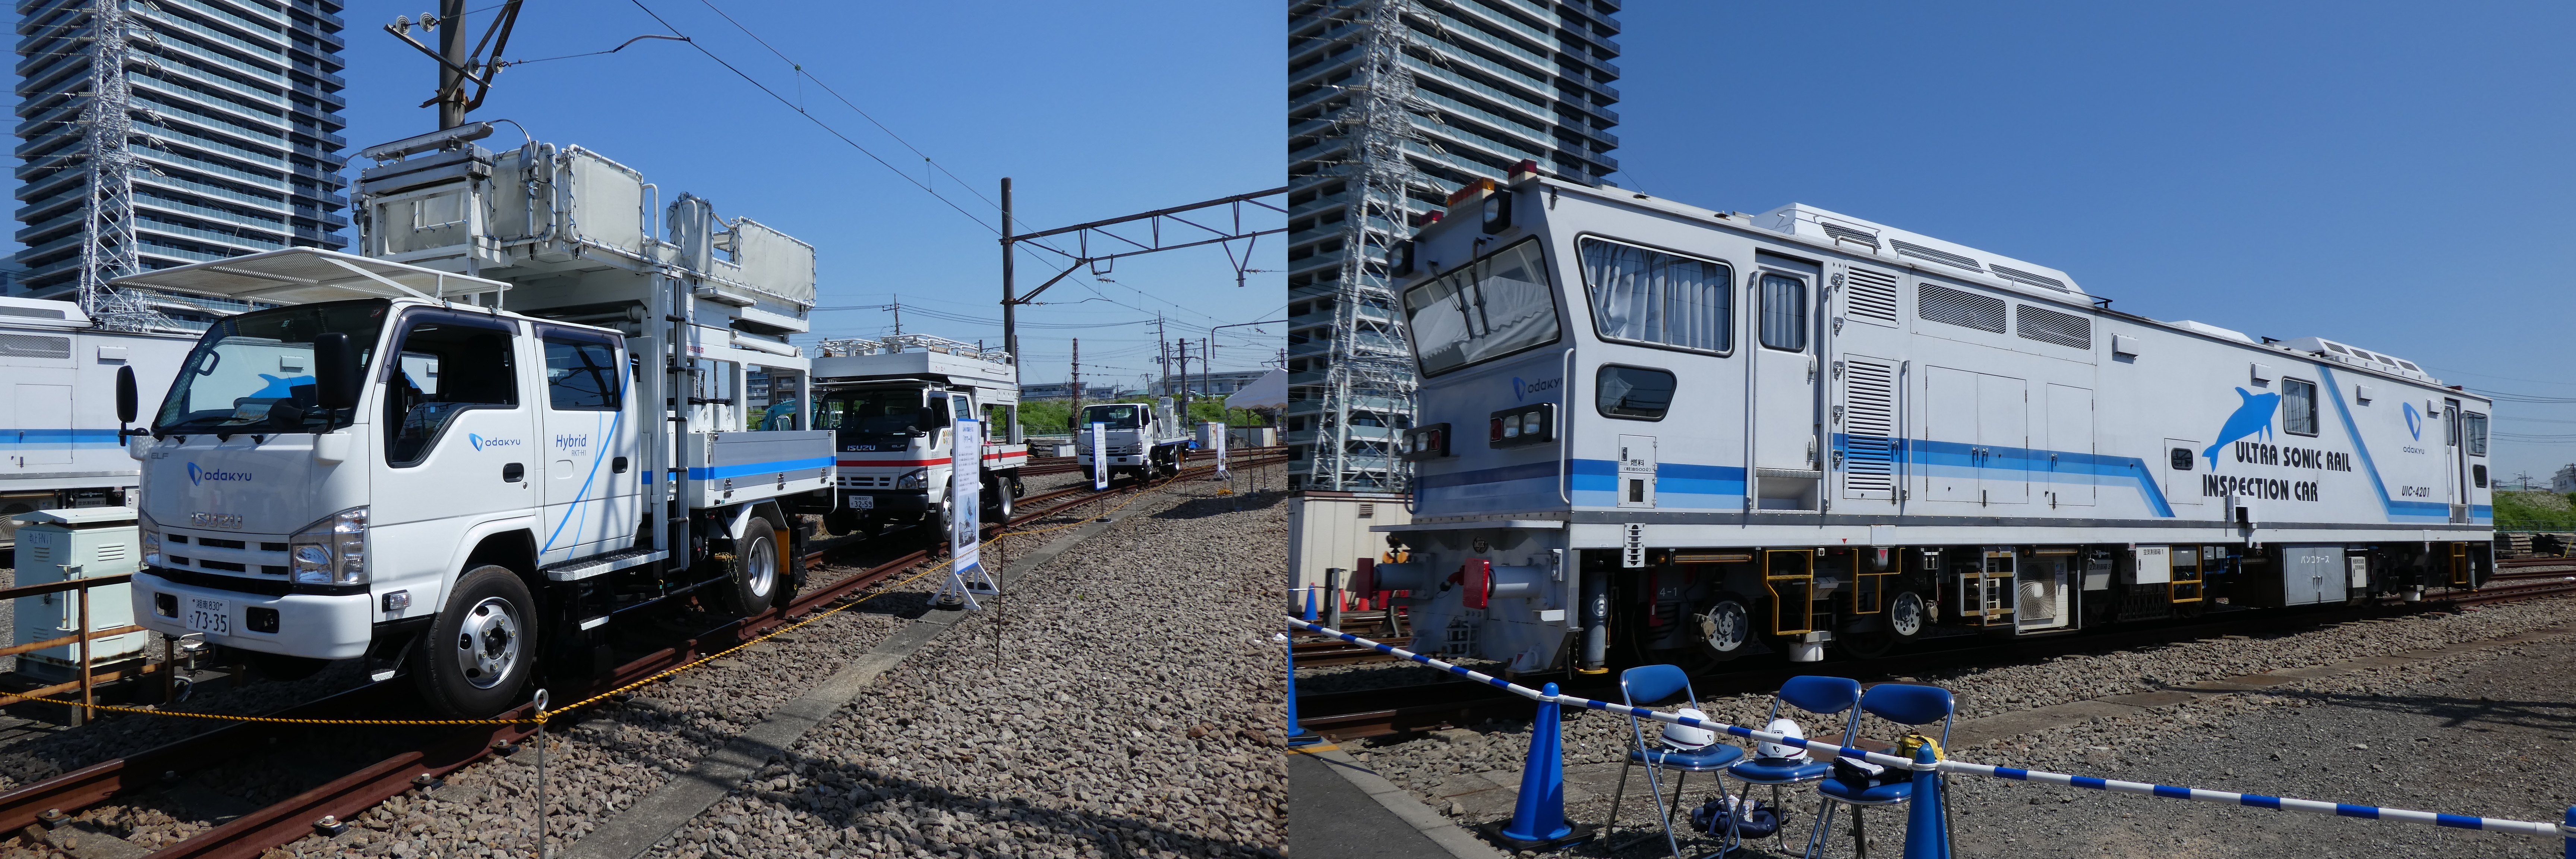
1311;0;1427;491
71;0;166;331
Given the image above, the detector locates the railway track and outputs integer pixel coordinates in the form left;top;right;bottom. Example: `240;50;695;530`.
0;447;1285;859
1293;573;2576;742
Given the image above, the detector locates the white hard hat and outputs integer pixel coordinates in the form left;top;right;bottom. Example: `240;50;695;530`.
1759;717;1808;760
1661;708;1717;751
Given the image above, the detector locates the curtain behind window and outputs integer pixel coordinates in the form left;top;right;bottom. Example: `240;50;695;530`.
1580;239;1730;352
1759;273;1807;351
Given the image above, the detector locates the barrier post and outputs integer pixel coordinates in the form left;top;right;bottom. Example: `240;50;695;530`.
1285;634;1320;747
1488;683;1593;850
1904;744;1947;859
2563;806;2572;859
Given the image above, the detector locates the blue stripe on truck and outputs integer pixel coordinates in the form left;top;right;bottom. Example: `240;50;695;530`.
685;456;837;481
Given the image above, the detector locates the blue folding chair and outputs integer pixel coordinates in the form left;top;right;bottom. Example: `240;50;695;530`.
1714;675;1862;856
1603;664;1746;858
1805;683;1953;859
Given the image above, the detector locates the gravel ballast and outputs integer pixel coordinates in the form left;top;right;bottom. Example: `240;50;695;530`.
1333;596;2576;858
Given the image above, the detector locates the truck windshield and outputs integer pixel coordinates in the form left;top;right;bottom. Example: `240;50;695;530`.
1079;404;1144;430
156;299;390;433
815;388;938;441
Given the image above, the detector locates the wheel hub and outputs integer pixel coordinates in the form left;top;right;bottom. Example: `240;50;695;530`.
744;533;775;598
454;597;521;689
1891;592;1925;637
1697;600;1750;652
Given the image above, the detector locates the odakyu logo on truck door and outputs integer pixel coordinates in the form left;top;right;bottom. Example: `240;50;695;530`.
467;434;524;452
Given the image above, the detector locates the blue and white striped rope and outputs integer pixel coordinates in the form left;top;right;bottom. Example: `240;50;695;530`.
1286;618;2576;842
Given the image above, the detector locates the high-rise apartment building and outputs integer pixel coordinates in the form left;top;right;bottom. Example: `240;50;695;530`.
11;0;351;328
1285;0;1620;488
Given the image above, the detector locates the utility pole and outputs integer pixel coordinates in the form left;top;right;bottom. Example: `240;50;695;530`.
888;299;903;336
1155;314;1170;397
1177;339;1191;419
436;0;468;128
1070;338;1082;418
1000;178;1016;360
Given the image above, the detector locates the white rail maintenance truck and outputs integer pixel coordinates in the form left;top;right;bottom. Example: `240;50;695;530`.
810;333;1029;538
119;125;835;716
0;298;196;546
1074;397;1192;484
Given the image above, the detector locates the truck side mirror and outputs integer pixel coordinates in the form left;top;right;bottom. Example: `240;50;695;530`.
115;365;139;425
313;333;359;411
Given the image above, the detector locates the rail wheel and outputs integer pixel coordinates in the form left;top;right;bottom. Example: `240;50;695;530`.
413;564;539;718
824;508;861;537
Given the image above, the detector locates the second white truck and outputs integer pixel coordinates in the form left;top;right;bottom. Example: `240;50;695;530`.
812;334;1028;539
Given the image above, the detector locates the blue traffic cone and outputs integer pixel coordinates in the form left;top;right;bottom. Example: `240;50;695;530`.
2561;806;2571;859
1286;633;1320;747
1904;743;1948;859
1303;586;1318;621
1487;683;1594;850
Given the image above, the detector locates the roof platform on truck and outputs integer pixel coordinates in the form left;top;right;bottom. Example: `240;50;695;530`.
108;248;512;306
813;334;1017;398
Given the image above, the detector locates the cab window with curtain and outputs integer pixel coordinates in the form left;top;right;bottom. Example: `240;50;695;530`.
1758;273;1807;351
1401;238;1561;376
1579;237;1731;353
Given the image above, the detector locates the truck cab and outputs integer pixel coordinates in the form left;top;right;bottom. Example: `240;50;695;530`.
1074;397;1191;483
812;334;1027;537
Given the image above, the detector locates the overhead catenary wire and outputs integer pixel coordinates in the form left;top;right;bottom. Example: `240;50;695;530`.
622;0;999;235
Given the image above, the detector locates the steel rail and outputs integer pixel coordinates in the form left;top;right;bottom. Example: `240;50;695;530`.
0;447;1284;858
1293;582;2576;740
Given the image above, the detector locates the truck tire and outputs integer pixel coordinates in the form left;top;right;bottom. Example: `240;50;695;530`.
413;565;539;718
986;476;1014;522
715;517;782;616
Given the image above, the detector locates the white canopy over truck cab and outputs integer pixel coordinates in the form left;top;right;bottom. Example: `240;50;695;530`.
811;334;1028;539
1074;397;1191;484
118;125;835;717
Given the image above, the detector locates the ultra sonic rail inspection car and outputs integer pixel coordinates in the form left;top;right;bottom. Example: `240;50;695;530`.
811;333;1029;538
1366;163;2494;674
0;297;195;546
117;123;835;717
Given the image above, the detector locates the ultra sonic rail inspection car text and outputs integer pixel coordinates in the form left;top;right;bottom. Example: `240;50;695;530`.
117;123;836;718
1363;162;2494;674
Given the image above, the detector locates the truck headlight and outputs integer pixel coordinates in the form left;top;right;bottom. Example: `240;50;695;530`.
289;506;368;586
896;471;924;489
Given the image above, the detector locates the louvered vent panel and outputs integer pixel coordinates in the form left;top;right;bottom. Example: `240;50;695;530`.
2015;304;2091;349
95;543;127;563
0;305;66;320
0;334;70;359
1989;263;2070;292
1821;222;1881;249
1843;268;1900;327
1919;284;2007;333
1841;356;1898;500
1891;240;1983;271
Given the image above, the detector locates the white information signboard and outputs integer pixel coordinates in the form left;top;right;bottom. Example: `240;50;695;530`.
934;419;998;609
1089;422;1109;491
1210;422;1228;480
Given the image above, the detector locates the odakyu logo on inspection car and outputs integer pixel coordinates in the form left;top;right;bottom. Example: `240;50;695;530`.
2403;402;2423;441
2202;387;2281;469
467;434;524;452
185;463;252;485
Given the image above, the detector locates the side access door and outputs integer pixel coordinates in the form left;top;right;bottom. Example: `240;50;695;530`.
533;325;640;564
372;311;539;597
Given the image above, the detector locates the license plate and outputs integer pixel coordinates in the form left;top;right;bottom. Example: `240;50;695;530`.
184;597;231;636
850;495;875;510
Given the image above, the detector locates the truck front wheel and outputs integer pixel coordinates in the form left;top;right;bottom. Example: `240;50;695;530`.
413;565;539;718
986;477;1014;522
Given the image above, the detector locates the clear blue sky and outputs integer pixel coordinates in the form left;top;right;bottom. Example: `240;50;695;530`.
339;0;1287;391
1611;2;2576;481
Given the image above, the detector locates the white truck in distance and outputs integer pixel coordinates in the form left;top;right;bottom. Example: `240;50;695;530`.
0;297;195;545
1074;397;1191;484
810;334;1028;538
121;125;836;717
